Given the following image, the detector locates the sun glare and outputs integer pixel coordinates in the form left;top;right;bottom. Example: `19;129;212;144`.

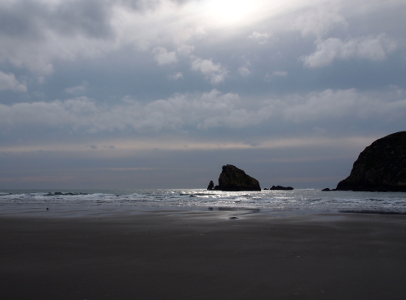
181;0;298;30
202;0;261;26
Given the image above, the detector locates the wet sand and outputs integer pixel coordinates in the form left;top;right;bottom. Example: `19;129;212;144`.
1;210;406;299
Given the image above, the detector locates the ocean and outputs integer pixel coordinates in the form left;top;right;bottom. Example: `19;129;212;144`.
1;189;406;217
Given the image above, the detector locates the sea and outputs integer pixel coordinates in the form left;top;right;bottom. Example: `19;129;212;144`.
1;188;406;217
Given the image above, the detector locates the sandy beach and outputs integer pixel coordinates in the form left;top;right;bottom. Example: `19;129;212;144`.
1;210;406;300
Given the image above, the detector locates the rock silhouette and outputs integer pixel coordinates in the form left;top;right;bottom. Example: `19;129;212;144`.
269;185;294;191
207;165;261;191
336;131;406;192
207;180;214;190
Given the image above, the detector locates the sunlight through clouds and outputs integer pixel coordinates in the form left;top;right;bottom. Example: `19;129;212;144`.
202;0;260;26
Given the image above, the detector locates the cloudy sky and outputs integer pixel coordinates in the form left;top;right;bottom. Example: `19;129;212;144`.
0;0;405;189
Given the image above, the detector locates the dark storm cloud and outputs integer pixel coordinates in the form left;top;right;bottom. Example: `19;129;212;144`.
51;0;114;38
119;0;192;11
0;0;114;39
0;1;45;39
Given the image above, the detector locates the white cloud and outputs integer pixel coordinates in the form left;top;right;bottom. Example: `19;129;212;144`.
249;31;269;44
152;46;178;65
0;96;97;129
291;1;347;38
64;82;87;95
283;88;406;122
0;19;116;76
177;44;194;55
191;57;228;84
0;0;402;86
283;89;361;121
2;88;405;134
0;90;264;132
168;72;183;80
302;34;397;68
0;71;27;92
238;66;250;76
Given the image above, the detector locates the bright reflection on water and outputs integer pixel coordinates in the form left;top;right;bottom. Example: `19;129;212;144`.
1;189;406;214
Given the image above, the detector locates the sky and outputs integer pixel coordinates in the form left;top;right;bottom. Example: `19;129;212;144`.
0;0;405;189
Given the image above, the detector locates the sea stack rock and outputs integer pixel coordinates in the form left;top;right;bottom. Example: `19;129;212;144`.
336;131;406;192
207;180;214;190
211;164;261;191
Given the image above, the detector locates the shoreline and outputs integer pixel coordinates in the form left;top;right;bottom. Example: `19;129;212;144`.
3;201;406;220
2;210;406;299
0;203;335;219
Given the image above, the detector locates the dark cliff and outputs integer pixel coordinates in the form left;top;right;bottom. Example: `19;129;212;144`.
336;131;406;192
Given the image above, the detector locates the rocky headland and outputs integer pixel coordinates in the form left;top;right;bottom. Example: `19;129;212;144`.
207;165;261;191
336;131;406;192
